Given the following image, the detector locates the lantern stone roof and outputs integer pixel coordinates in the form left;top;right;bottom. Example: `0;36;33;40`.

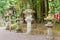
8;6;14;10
16;18;20;21
44;14;54;20
23;9;35;14
5;14;9;17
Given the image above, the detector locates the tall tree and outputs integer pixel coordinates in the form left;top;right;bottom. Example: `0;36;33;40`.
31;0;37;23
45;0;49;16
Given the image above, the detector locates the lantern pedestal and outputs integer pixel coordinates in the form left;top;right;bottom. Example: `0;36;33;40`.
16;19;23;33
25;14;32;34
0;16;4;27
5;15;11;31
26;21;31;33
6;6;13;31
6;22;10;30
45;21;54;40
9;15;12;32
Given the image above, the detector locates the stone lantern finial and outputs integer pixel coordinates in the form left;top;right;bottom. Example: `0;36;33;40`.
27;4;30;9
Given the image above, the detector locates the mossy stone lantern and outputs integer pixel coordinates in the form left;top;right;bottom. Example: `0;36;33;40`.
5;14;10;30
7;6;14;31
44;13;54;40
23;4;35;34
16;18;20;25
16;18;23;32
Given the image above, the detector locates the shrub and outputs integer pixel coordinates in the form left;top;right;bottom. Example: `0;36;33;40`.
11;23;17;30
6;23;17;30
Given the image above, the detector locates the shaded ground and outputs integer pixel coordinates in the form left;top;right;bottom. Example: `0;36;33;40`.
0;27;60;40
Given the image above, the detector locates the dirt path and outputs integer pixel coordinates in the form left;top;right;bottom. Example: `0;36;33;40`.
0;27;60;40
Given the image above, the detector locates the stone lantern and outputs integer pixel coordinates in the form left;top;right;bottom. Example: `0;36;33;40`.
16;17;23;32
44;13;54;40
5;14;10;30
16;19;20;32
23;4;35;34
7;6;13;31
0;15;4;26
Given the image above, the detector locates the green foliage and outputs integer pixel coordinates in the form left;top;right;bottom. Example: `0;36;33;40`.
54;0;60;13
48;0;54;14
6;23;17;30
0;0;16;11
6;23;25;32
36;0;41;22
0;0;17;23
16;28;23;33
0;0;56;23
11;23;17;30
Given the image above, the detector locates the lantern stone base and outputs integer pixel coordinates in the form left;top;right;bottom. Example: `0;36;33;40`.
26;27;31;34
16;28;23;33
47;26;53;28
6;25;10;30
16;26;23;33
46;35;54;40
6;26;12;32
46;27;54;40
6;27;9;30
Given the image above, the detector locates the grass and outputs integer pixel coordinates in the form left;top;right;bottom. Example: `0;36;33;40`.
52;24;60;37
6;23;60;36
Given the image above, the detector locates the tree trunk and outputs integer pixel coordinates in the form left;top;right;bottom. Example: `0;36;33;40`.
20;8;25;23
31;0;37;23
45;0;49;16
40;0;45;23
